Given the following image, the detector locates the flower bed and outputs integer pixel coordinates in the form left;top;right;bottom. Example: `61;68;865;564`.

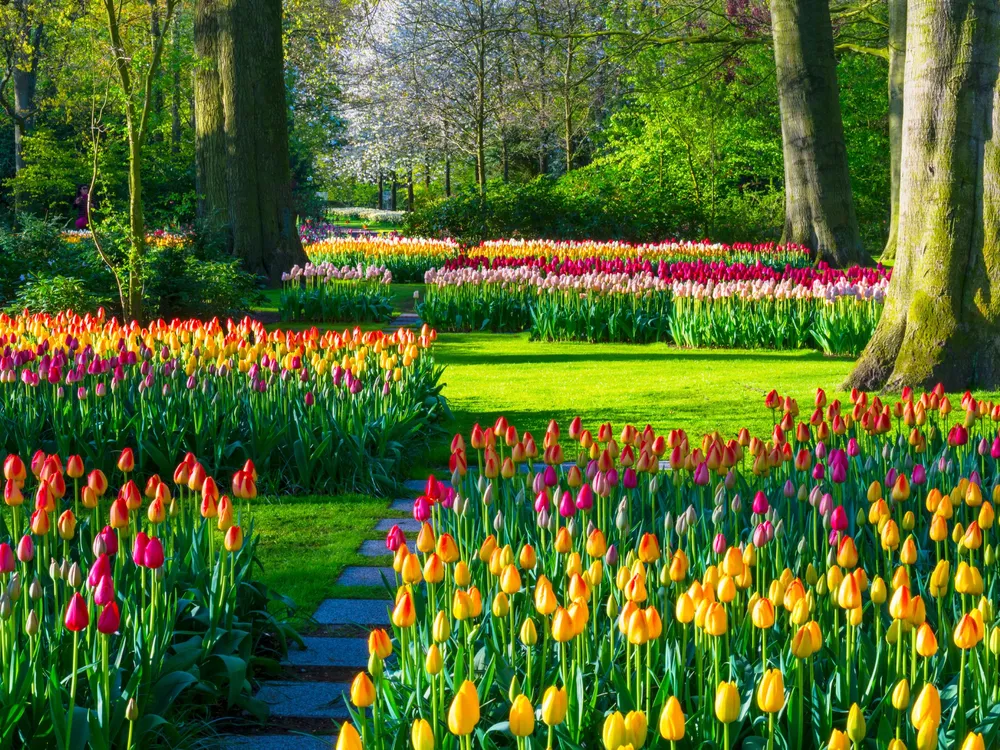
420;262;889;355
0;311;445;495
280;263;394;323
0;449;293;746
472;239;812;269
305;237;460;283
339;386;999;750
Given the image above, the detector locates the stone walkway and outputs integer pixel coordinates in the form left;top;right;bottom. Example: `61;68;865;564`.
222;477;446;749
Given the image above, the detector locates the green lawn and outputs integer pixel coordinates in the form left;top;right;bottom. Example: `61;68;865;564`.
251;494;406;625
428;333;859;464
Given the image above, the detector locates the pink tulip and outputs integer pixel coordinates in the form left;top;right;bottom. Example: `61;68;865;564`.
846;438;859;457
88;554;111;588
814;442;827;460
575;485;594;511
132;531;149;567
831;505;848;532
911;464;926;485
94;575;115;607
543;465;558;488
812;463;825;481
144;537;165;569
412;496;431;523
693;462;709;486
17;534;33;562
0;543;13;573
385;525;405;552
752;523;768;548
100;525;118;556
713;533;727;555
559;491;576;518
752;492;769;515
534;490;551;514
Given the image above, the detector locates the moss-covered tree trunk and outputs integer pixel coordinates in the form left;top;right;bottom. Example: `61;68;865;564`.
880;0;907;263
770;0;867;266
847;0;1000;391
194;0;305;283
194;0;227;222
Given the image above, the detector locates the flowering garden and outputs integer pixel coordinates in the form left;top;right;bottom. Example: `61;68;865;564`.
3;231;1000;750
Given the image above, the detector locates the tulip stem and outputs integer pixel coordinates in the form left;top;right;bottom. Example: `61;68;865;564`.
767;711;774;750
958;649;966;740
66;629;79;750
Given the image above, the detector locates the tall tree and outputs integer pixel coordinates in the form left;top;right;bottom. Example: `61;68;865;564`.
880;0;906;262
847;0;1000;390
770;0;867;266
194;0;305;283
95;0;179;320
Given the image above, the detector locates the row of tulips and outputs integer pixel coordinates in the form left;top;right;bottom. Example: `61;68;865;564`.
0;311;446;496
336;384;1000;750
279;264;394;323
419;264;887;353
305;237;461;283
0;448;296;748
472;240;812;268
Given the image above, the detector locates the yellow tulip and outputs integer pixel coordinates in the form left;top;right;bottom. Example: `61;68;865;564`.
541;686;567;726
448;680;480;736
509;695;535;737
757;669;784;714
658;697;685;741
715;681;740;724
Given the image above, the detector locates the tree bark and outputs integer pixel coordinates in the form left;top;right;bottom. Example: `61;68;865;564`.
391;172;397;211
846;0;1000;391
171;16;182;152
378;171;384;209
196;0;304;283
194;0;227;223
12;67;36;175
881;0;907;263
770;0;868;266
445;155;451;197
407;167;414;211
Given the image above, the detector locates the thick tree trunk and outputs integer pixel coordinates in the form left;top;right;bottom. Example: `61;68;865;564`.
196;0;304;283
12;68;36;176
194;0;228;223
171;18;182;152
847;0;1000;391
881;0;907;263
770;0;867;266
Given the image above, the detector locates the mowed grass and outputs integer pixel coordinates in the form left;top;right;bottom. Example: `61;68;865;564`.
431;333;852;463
251;494;405;624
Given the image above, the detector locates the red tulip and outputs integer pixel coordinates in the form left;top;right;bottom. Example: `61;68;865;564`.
94;575;115;607
0;543;14;573
64;592;90;632
88;554;111;588
97;602;120;634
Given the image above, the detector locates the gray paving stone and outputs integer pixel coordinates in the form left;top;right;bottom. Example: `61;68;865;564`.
256;681;349;719
375;518;419;533
359;539;390;558
389;499;411;512
313;598;391;626
284;637;368;668
223;734;331;750
336;566;394;587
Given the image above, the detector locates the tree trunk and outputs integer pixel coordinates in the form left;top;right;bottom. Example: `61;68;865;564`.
378;171;384;209
407;167;414;211
12;68;36;176
171;17;183;152
770;0;867;266
424;161;431;191
881;0;907;263
445;156;451;197
391;172;397;211
194;0;228;224
564;90;573;172
538;143;547;176
127;132;145;321
846;0;1000;391
501;135;509;182
212;0;304;283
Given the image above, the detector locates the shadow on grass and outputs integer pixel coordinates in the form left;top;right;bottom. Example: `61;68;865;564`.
436;346;853;367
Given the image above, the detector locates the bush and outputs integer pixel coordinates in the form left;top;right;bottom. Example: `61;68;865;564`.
0;213;262;319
